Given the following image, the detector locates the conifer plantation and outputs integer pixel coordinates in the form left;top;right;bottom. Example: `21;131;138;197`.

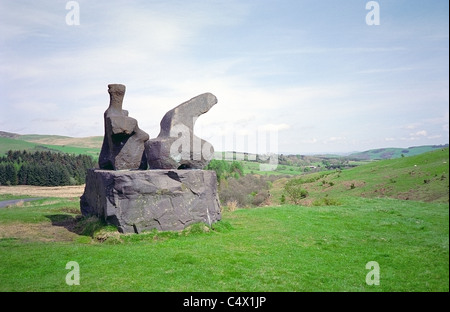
0;150;95;186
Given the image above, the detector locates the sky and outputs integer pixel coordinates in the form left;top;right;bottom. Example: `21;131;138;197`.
0;0;448;155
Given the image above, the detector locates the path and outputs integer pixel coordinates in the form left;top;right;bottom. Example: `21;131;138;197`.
0;198;44;208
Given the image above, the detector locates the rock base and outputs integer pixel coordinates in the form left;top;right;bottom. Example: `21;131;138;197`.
80;169;221;233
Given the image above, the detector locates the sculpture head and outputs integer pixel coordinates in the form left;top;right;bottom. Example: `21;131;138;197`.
107;84;126;110
108;84;126;96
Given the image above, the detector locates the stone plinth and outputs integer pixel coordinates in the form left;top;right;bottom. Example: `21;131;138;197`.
80;169;221;233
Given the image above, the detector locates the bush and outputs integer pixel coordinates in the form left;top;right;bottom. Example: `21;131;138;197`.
206;159;244;180
218;174;275;207
312;197;342;206
284;178;308;204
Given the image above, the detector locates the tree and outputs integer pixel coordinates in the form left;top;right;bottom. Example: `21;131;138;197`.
3;150;95;186
284;178;308;204
0;162;18;185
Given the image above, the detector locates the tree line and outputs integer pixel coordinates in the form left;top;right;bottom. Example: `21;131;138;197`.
0;150;96;186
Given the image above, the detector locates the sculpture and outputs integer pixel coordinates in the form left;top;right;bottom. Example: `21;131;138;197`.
98;84;149;170
80;85;221;233
145;92;217;169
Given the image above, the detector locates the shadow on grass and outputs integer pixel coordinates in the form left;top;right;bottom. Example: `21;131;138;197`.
45;214;105;237
45;214;233;244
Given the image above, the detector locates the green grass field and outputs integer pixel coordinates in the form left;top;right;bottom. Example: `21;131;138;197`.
271;148;449;205
349;145;448;160
0;136;101;159
0;148;448;292
0;196;448;291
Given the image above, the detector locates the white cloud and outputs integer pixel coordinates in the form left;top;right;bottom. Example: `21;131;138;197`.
323;136;346;144
357;67;415;75
412;130;427;137
301;138;318;144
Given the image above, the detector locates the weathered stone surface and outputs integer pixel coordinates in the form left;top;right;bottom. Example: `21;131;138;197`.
80;169;221;233
145;93;217;169
99;84;149;170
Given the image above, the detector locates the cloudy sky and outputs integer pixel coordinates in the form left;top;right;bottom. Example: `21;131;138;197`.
0;0;448;154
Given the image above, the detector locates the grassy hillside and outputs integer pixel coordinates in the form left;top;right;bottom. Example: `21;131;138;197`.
272;148;449;205
0;136;101;159
18;134;103;149
349;144;448;160
0;137;40;154
0;147;448;292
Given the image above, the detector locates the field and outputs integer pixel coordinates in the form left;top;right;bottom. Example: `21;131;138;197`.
0;195;448;292
0;136;101;159
0;142;448;293
0;149;448;292
0;185;85;198
269;148;449;206
348;145;449;160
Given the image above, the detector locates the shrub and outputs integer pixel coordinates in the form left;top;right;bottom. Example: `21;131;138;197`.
218;174;274;207
206;159;244;180
284;178;308;204
312;197;342;206
252;192;269;206
225;200;238;212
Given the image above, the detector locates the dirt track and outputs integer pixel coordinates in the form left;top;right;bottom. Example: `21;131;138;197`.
0;185;85;198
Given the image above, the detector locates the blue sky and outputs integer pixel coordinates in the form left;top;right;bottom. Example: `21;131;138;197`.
0;0;448;154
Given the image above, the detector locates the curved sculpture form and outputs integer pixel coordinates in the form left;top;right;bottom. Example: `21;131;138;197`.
145;92;217;169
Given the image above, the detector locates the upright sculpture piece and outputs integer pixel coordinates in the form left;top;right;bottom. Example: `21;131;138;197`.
145;93;217;169
99;84;149;170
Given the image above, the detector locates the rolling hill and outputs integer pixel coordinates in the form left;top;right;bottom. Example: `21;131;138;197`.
273;147;449;204
348;145;449;160
0;132;102;158
1;130;448;163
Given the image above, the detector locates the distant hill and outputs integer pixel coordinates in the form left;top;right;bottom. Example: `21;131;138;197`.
1;130;448;162
0;131;102;159
18;134;103;149
348;145;449;160
0;131;21;139
278;147;449;204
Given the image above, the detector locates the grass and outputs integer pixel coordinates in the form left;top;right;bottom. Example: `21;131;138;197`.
349;145;448;160
272;148;449;205
0;136;100;159
0;194;34;201
0;196;448;292
0;148;448;292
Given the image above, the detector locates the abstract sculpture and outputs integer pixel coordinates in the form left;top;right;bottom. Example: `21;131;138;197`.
80;84;221;233
145;92;217;169
98;84;149;170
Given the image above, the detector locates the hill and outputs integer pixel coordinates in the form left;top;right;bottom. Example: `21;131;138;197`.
17;134;103;149
273;147;449;204
0;136;101;159
348;144;449;160
1;130;448;166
